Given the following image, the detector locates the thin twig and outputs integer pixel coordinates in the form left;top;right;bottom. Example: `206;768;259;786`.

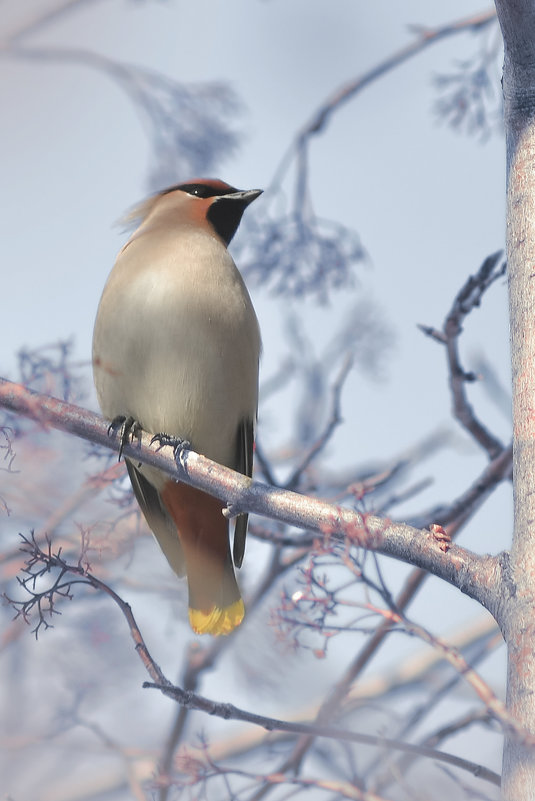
7;532;502;792
156;541;308;801
2;0;98;46
420;252;507;457
269;10;497;191
258;490;508;783
370;632;502;789
286;355;353;489
143;680;501;788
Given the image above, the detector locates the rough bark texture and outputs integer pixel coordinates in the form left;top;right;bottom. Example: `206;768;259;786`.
495;1;535;797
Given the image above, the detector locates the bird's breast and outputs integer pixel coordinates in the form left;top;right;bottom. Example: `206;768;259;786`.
92;229;260;467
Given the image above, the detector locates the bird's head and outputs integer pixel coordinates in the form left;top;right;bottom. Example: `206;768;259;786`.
125;179;262;245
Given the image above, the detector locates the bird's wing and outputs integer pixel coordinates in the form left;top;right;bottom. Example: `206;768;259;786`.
126;459;186;576
233;417;254;568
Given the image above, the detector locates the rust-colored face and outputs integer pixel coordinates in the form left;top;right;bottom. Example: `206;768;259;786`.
162;179;262;245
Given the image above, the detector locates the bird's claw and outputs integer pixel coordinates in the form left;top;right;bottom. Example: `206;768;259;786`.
108;415;142;460
150;432;191;461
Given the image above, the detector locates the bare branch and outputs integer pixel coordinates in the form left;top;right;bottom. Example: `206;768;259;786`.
5;531;170;687
407;441;512;530
171;757;393;801
144;680;501;788
155;541;306;800
377;708;497;793
0;377;504;614
262;503;507;782
271;11;497;189
193;617;499;766
6;530;502;792
3;0;97;45
368;604;511;741
251;443;513;548
286;354;353;489
420;251;507;457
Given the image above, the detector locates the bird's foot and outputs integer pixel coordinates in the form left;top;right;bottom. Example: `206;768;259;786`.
150;432;191;462
108;415;142;460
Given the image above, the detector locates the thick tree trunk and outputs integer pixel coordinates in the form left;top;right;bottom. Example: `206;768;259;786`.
495;1;535;797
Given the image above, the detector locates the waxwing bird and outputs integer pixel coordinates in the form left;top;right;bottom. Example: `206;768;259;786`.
92;179;262;635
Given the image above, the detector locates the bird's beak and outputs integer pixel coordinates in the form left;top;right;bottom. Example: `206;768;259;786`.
224;189;263;206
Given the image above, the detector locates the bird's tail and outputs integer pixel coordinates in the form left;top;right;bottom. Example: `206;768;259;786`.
161;481;244;635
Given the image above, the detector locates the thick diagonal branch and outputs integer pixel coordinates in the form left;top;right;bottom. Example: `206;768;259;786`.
0;377;503;615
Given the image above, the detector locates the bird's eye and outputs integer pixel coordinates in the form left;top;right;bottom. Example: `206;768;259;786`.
178;184;213;199
171;182;235;200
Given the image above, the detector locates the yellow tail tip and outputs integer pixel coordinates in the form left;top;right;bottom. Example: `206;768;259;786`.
189;599;245;636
